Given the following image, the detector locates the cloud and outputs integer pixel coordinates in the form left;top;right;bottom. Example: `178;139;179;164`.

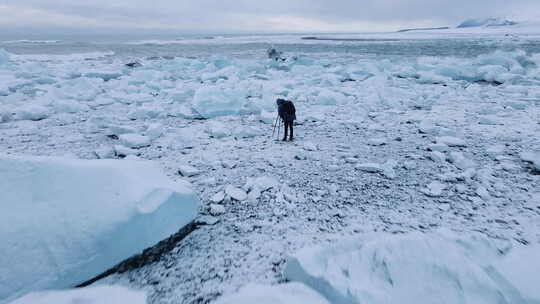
1;0;539;33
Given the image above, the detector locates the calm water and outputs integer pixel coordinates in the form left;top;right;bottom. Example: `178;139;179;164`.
2;33;540;60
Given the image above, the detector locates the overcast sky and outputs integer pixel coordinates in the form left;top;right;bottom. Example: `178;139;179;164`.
1;0;539;34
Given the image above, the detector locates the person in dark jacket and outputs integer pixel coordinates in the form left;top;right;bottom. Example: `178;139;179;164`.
276;98;296;141
267;47;284;61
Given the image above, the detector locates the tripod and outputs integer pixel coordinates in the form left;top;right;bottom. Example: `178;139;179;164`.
271;114;282;141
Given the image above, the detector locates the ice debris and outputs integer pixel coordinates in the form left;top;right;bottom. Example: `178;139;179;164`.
127;107;160;120
14;105;49;121
94;146;115;159
145;123;164;140
303;142;318;151
245;176;279;193
436;136;467;147
428;151;446;163
211;191;226;203
423;181;446;197
356;163;383;173
196;215;220;226
119;134;152;149
178;165;200;177
478;115;503;125
381;159;398;179
106;124;138;136
114;145;138;157
206;122;231;138
520;151;540;172
447;151;476;170
225;185;248;201
427;143;449;152
209;204;226;216
418;121;439;135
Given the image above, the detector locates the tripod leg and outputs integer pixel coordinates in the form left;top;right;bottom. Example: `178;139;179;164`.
277;118;281;140
271;114;278;137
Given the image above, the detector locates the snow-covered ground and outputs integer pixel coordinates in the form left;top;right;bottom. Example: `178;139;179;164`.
1;32;540;303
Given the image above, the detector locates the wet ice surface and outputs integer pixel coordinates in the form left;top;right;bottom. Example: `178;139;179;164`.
1;35;540;303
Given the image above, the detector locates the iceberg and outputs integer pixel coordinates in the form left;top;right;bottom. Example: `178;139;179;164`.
52;100;90;114
119;133;152;148
127;106;161;120
520;151;540;172
144;123;164;140
316;89;348;105
0;156;199;303
14;104;50;121
284;230;540;304
205;121;231;138
191;86;250;118
496;244;540;302
8;285;146;304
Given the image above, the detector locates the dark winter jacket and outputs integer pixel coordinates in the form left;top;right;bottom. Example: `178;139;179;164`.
276;99;296;122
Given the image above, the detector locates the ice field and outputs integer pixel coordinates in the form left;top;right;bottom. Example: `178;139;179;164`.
1;28;540;303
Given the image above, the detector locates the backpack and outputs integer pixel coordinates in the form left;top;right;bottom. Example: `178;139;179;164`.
282;101;295;115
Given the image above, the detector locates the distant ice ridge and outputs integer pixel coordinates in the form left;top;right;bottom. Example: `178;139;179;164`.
457;17;518;28
2;40;61;45
397;49;539;85
279;230;540;304
0;156;199;303
8;286;146;304
10;51;115;62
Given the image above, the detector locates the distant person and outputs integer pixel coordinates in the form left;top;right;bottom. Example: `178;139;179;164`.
267;48;284;61
276;98;296;141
